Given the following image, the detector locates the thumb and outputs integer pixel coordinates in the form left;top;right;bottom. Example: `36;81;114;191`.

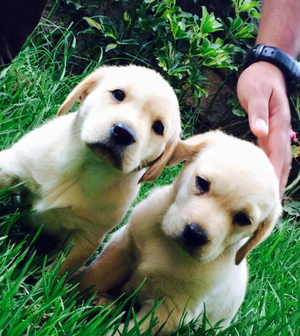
247;98;269;138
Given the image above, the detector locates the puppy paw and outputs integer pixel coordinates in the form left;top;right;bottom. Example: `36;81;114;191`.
0;151;17;190
94;294;116;307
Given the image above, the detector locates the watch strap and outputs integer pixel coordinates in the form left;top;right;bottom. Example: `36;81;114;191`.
244;44;300;90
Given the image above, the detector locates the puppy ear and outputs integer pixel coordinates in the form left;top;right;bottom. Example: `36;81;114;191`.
139;134;207;183
235;208;281;265
139;141;177;183
57;68;105;116
166;135;206;167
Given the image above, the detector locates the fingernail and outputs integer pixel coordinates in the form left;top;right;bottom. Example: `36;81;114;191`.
254;118;268;136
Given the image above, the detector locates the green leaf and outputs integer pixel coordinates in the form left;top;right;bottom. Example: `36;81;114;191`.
105;43;117;52
291;145;300;158
124;11;130;21
215;37;224;46
117;39;139;45
234;25;254;38
231;17;243;31
283;201;300;217
167;14;189;40
240;1;260;12
104;31;117;40
232;107;246;117
200;6;223;34
83;17;102;30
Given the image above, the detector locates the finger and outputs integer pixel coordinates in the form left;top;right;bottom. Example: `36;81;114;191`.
257;94;291;196
280;150;292;197
247;97;269;138
258;130;286;178
269;92;291;179
258;133;290;197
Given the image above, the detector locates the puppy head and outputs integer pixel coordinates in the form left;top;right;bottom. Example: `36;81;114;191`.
57;66;181;175
161;131;282;265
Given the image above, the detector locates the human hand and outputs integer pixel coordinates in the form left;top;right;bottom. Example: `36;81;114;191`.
237;61;291;197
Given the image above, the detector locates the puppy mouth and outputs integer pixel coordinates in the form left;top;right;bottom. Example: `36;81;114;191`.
173;236;215;264
174;237;198;259
86;142;157;173
175;242;215;264
87;142;122;169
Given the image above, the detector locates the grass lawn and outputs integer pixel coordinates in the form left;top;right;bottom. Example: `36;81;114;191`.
0;22;300;336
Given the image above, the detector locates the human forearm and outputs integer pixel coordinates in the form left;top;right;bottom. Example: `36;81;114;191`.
257;0;300;57
236;0;300;197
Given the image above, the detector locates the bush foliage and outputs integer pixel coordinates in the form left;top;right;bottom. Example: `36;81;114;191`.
52;0;260;132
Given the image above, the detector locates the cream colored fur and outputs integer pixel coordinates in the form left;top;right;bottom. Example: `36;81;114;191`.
79;131;282;334
0;65;181;274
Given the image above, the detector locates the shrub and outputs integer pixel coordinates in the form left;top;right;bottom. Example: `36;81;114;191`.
51;0;260;134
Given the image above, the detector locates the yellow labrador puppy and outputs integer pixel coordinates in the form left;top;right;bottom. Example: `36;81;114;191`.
78;131;281;334
0;66;181;274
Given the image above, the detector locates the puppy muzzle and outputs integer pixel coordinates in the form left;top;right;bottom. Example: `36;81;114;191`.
175;223;209;257
87;142;122;169
86;123;136;170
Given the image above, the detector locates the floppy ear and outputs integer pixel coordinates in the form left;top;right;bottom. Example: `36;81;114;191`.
57;68;105;116
235;207;281;265
139;141;177;183
139;134;207;183
166;135;207;167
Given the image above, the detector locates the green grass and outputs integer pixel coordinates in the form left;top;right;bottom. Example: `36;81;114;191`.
1;21;300;336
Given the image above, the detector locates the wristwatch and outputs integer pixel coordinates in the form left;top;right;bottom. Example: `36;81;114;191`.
244;44;300;91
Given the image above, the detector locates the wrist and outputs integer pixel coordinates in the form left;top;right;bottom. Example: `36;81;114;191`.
244;44;300;92
247;61;285;79
243;62;287;92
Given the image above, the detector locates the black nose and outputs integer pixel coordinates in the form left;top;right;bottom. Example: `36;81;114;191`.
111;123;136;147
182;224;208;247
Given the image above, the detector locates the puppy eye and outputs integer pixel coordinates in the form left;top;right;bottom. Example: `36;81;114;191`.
111;89;125;102
234;212;252;226
195;176;210;194
152;121;164;136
